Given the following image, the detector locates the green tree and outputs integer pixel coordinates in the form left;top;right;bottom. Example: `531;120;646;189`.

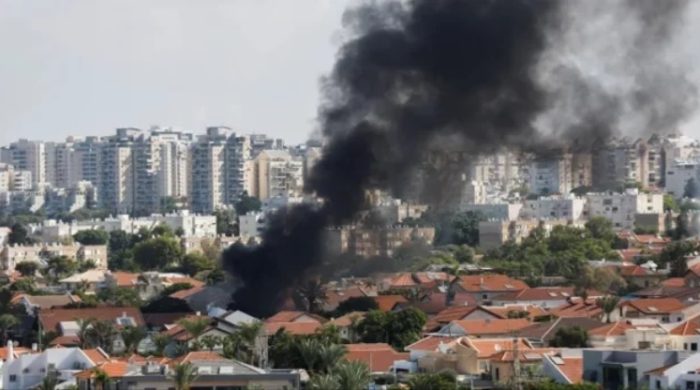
659;240;698;277
108;230;135;270
597;296;620;323
585;217;615;243
199;334;221;351
8;223;34;245
0;314;18;343
152;224;175;238
73;230;109;245
408;371;458;389
97;287;142;307
121;326;146;354
15;261;38;277
356;308;427;349
296;280;327;313
133;236;183;271
180;252;215;276
234;193;262;216
214;208;237;236
549;326;589;348
451;211;484;246
334;297;379;316
296;339;346;374
169;362;198;390
35;374;58;390
205;268;226;286
45;255;77;281
92;368;111;390
664;194;680;212
308;374;341;390
178;317;211;350
334;360;371;390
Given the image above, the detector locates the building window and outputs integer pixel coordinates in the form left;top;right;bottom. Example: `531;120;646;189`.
656;380;661;389
692;343;698;351
687;381;695;390
9;375;16;382
685;343;689;350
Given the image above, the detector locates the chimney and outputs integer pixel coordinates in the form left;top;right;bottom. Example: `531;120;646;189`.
6;340;14;363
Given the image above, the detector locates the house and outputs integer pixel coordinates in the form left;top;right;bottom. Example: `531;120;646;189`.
161;315;228;353
59;269;109;292
264;311;325;336
423;305;542;333
515;317;605;347
551;298;605;320
416;337;533;375
668;315;700;352
436;319;532;337
103;271;140;289
406;335;461;362
620;298;699;323
38;307;145;353
646;352;700;390
344;343;410;374
329;312;365;341
619;263;668;289
1;347;105;389
168;284;232;313
491;287;601;309
542;350;585;385
214;310;260;335
132;271;204;300
372;295;408;312
489;348;558;386
12;294;81;315
322;285;371;312
74;351;302;390
450;274;528;304
685;263;700;288
587;319;669;350
582;349;691;390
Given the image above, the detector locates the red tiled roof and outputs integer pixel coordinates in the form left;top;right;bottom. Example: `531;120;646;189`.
83;348;110;364
49;335;80;346
670;315;700;336
329;312;365;328
345;343;409;372
266;311;324;323
265;321;321;335
460;338;532;359
588;321;635;337
449;319;531;336
111;272;139;287
0;346;30;361
551;299;604;318
490;348;557;362
175;351;228;364
387;273;417;288
324;286;368;309
457;274;528;293
170;286;206;299
39;307;145;332
483;305;549;319
662;278;686;288
424;306;480;332
165;276;205;289
687;263;700;278
497;287;586;301
624;298;686;314
74;361;129;379
373;295;408;312
552;357;584;384
406;336;460;352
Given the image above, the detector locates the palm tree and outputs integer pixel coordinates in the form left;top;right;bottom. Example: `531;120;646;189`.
77;318;96;348
334;360;371;390
308;374;341;390
121;326;146;354
316;344;347;374
0;314;18;344
199;335;221;351
296;279;327;313
169;362;198;390
228;321;263;364
178;317;211;351
92;368;111;390
152;333;172;357
597;296;620;323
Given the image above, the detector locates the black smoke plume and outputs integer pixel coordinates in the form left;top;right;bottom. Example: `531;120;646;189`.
223;0;696;317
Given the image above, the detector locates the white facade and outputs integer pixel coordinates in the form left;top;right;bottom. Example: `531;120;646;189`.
586;189;663;230
521;196;586;221
251;149;303;200
461;203;522;221
528;154;572;195
665;160;700;198
0;139;46;187
239;211;266;238
2;347;98;390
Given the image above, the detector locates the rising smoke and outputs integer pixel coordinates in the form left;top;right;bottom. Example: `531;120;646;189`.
223;0;697;317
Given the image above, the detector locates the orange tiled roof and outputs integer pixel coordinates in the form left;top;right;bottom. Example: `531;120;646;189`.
345;343;409;372
111;271;139;287
458;274;528;292
490;348;557;362
670;315;700;336
265;321;321;335
373;295;408;312
406;336;460;352
450;319;531;336
266;311;324;323
329;312;365;328
461;337;533;359
49;335;81;346
498;287;586;301
170;286;206;299
83;348;110;364
625;298;686;314
552;357;584;384
551;299;604;318
0;346;30;361
74;361;129;379
662;278;686;288
175;351;228;364
483;305;549;319
387;273;418;288
588;321;635;337
425;306;481;331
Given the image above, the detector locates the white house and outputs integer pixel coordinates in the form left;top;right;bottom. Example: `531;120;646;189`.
2;347;103;390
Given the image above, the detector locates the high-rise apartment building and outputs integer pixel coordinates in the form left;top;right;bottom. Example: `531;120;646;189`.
0;139;46;187
250;149;303;200
99;129;136;214
191;127;252;213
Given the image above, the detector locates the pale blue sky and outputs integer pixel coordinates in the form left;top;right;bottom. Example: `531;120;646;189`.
0;0;350;146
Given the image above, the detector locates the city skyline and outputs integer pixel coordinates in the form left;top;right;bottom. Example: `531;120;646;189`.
0;0;350;146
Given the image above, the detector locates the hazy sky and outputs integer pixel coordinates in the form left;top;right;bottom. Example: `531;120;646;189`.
0;0;350;146
2;0;700;148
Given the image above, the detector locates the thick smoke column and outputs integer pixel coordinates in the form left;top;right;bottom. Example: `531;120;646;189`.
223;0;696;317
